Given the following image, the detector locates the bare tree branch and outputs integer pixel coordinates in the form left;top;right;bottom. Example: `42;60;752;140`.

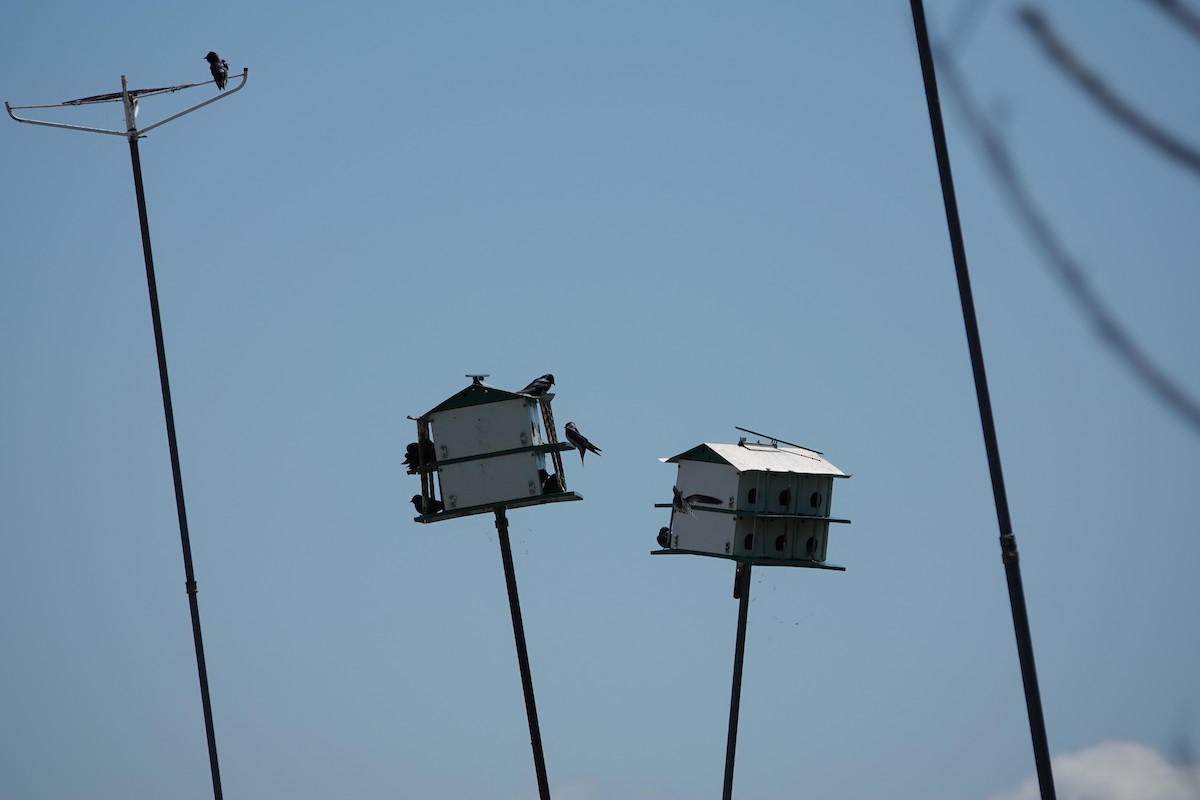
1019;6;1200;177
932;39;1200;437
1146;0;1200;43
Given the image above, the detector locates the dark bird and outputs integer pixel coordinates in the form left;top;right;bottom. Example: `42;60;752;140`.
411;494;444;515
672;486;723;516
403;443;421;468
204;51;229;90
517;373;554;397
402;440;436;470
539;469;564;494
657;527;672;549
564;422;601;465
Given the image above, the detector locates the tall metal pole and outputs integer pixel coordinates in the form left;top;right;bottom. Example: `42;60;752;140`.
722;562;753;800
8;74;245;800
907;4;1057;798
494;506;553;800
124;81;224;800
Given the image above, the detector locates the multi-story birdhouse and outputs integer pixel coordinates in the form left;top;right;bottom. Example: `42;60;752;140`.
654;439;851;569
408;376;580;522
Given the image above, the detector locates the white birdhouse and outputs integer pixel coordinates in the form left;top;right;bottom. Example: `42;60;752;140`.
654;438;851;570
408;377;580;522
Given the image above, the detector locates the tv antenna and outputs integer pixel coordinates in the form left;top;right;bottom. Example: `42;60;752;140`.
7;67;249;800
734;426;822;454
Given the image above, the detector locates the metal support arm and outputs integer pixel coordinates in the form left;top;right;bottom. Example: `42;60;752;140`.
6;69;248;139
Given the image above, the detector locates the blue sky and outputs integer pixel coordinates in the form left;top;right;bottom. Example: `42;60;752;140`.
2;2;1198;799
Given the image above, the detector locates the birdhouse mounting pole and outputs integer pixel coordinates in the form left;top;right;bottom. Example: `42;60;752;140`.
722;561;753;800
494;506;553;800
908;3;1056;798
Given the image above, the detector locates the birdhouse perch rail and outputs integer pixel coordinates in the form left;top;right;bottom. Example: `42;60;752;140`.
405;441;577;474
651;504;852;524
412;492;582;524
650;548;847;571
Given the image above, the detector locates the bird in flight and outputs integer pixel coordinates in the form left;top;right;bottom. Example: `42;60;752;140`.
517;373;554;397
564;422;601;465
204;51;229;90
672;486;723;516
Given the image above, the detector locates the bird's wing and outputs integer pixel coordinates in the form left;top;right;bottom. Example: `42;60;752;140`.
685;494;723;505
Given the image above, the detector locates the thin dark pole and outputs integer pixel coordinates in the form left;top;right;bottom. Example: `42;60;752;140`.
128;134;224;800
494;506;552;800
722;562;752;800
908;3;1056;798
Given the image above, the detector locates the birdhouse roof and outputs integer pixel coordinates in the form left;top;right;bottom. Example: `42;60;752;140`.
424;382;529;416
661;442;848;477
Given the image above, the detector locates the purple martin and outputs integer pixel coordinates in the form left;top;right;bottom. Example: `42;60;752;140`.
204;51;229;90
516;373;554;397
563;422;601;465
657;527;672;549
411;494;444;515
402;440;436;471
672;486;723;516
539;469;564;494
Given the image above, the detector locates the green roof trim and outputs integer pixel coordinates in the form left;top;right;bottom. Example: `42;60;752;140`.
664;444;727;465
424;383;535;415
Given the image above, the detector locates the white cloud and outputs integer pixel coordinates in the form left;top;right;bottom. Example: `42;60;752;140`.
987;741;1200;800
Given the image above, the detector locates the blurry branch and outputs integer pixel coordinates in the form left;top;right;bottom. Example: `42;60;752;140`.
931;38;1200;437
1147;0;1200;42
1018;6;1200;177
944;0;996;57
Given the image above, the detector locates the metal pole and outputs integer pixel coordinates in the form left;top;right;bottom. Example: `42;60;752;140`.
907;3;1056;798
127;97;224;800
494;506;552;800
722;562;752;800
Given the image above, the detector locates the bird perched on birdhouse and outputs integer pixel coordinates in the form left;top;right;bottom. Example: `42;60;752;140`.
407;375;582;522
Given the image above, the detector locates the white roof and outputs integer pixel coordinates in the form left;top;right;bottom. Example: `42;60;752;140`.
660;442;848;477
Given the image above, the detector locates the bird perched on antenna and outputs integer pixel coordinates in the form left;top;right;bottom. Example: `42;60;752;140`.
672;486;723;516
564;422;601;465
204;51;229;90
517;373;554;397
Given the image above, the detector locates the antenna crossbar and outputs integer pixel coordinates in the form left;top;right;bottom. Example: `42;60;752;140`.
734;426;823;454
